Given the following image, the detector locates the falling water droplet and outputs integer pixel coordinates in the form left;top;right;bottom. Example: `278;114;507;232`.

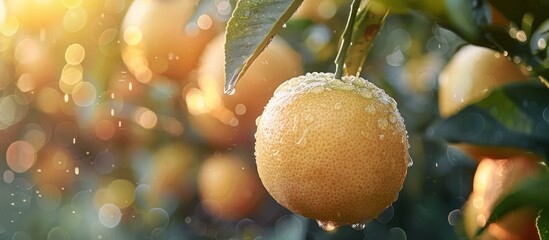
225;88;236;96
407;156;414;167
110;109;115;116
351;222;367;230
316;220;338;231
128;82;133;91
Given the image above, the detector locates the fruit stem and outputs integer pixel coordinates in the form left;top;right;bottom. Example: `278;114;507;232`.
334;0;362;80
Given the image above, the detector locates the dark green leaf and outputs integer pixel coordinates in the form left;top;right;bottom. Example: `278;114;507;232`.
476;173;549;236
224;0;303;94
538;209;549;240
430;81;549;158
343;1;389;76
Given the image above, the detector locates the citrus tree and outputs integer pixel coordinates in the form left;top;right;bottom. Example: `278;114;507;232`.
1;0;548;239
222;0;549;239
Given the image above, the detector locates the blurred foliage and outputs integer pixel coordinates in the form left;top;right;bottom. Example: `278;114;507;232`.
430;81;549;159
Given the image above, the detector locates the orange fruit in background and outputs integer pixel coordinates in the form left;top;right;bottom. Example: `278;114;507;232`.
438;44;529;118
463;155;544;240
292;0;342;22
4;0;65;31
121;0;218;82
198;153;264;220
146;143;197;209
185;33;303;149
255;72;409;227
438;44;530;159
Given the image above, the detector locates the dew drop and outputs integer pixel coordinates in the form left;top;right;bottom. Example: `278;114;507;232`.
364;105;375;114
255;116;262;126
305;114;314;123
334;101;342;110
377;118;388;129
407;156;414;167
351;222;367;230
225;88;236;95
291;115;298;132
360;90;372;99
310;86;323;94
296;129;308;147
316;220;338;231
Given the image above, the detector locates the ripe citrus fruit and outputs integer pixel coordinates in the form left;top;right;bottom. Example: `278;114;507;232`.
121;0;218;81
463;154;544;240
255;72;409;227
438;45;530;159
185;33;302;148
146;143;197;209
198;154;264;220
438;45;529;118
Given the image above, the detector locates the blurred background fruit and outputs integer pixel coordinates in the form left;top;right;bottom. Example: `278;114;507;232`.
185;33;303;149
121;0;219;82
438;44;531;159
463;154;544;240
198;153;264;220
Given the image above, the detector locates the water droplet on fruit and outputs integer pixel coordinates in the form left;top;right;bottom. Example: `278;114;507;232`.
310;86;323;94
407;156;413;167
377;118;388;129
255;116;262;126
351;222;367;230
379;134;384;140
296;129;308;147
334;101;342;110
364;105;375;114
291;115;298;132
316;220;338;231
272;150;280;156
360;90;372;99
305;114;314;123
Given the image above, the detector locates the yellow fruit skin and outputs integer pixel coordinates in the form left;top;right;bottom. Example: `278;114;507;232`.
186;33;303;148
255;73;409;224
121;0;218;81
438;45;529;118
198;154;264;220
463;155;543;240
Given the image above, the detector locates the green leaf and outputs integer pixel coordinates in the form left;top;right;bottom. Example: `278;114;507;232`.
538;209;549;240
224;0;303;94
429;81;549;158
343;1;389;76
476;173;549;236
